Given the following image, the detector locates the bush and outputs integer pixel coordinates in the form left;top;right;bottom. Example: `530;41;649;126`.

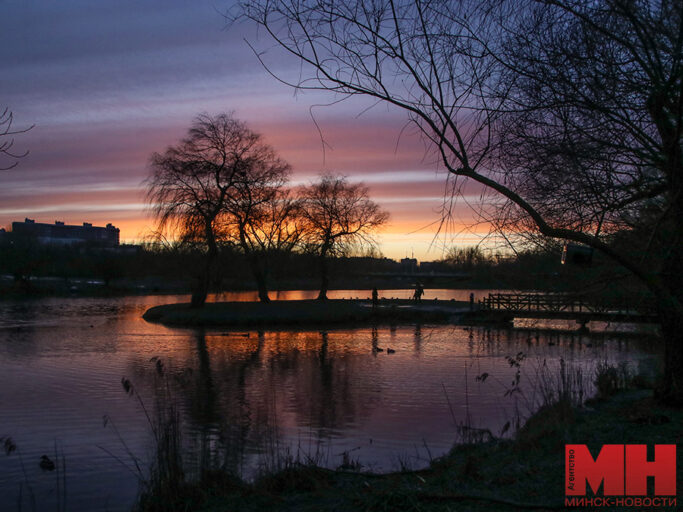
594;362;631;399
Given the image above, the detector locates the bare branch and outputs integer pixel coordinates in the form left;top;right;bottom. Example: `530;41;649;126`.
0;107;33;171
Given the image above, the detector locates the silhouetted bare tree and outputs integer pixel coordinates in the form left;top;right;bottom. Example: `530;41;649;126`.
1;107;32;170
488;0;683;400
444;246;490;271
238;0;683;401
147;112;295;305
147;113;258;306
224;147;296;302
147;114;241;306
301;175;388;300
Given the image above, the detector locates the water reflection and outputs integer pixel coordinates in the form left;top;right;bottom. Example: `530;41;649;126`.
132;323;660;484
0;293;662;512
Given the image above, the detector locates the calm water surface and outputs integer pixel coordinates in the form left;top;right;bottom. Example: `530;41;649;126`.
0;291;660;511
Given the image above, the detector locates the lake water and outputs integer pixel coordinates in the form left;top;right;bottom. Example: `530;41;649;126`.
0;291;661;511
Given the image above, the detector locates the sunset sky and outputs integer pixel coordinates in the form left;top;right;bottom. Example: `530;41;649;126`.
1;0;493;261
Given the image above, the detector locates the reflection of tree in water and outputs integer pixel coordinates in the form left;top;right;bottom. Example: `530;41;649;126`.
187;330;220;477
188;330;267;477
128;327;384;478
207;329;383;473
267;330;383;438
308;330;345;436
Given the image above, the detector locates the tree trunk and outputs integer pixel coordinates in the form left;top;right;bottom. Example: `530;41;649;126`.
191;253;215;308
191;272;210;308
317;253;329;300
192;224;219;308
657;193;683;404
649;90;683;403
254;269;270;303
659;304;683;405
247;253;270;303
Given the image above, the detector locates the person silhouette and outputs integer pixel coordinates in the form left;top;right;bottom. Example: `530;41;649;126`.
413;282;424;303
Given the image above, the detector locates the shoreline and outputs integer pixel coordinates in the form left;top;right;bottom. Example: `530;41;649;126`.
138;388;680;512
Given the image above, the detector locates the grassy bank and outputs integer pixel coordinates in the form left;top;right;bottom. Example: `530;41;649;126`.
136;388;681;511
142;299;471;327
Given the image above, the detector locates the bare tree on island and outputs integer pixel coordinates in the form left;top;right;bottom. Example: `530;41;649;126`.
147;112;293;306
224;146;297;303
237;1;683;402
147;113;240;307
301;175;388;300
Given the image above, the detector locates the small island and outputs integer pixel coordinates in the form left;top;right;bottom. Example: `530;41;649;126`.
143;298;472;328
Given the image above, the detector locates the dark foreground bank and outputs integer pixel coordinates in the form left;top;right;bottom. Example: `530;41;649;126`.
143;299;473;327
137;389;681;512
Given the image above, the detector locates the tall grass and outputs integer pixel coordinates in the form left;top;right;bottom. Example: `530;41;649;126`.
497;356;646;443
462;352;643;444
537;358;586;409
117;358;185;512
594;361;633;399
118;357;336;511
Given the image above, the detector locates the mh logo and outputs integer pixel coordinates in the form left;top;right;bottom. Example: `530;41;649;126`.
565;444;677;496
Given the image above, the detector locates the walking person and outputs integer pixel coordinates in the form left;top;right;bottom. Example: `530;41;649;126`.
413;282;424;303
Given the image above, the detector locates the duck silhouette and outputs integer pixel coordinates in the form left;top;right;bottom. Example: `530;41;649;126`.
40;455;55;471
386;348;396;354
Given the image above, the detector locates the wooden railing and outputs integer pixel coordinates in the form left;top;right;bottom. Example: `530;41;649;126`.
480;293;657;317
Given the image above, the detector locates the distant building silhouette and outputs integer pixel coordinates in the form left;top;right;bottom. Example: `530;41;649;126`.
400;257;418;274
11;218;120;247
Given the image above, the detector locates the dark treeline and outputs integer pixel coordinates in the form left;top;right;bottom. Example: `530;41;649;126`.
0;235;645;301
439;245;650;303
0;239;397;295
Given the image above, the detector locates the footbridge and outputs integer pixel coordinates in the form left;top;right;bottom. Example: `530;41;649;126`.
476;292;659;324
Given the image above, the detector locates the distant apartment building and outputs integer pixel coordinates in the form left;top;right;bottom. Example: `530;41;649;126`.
400;257;418;274
11;218;120;247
